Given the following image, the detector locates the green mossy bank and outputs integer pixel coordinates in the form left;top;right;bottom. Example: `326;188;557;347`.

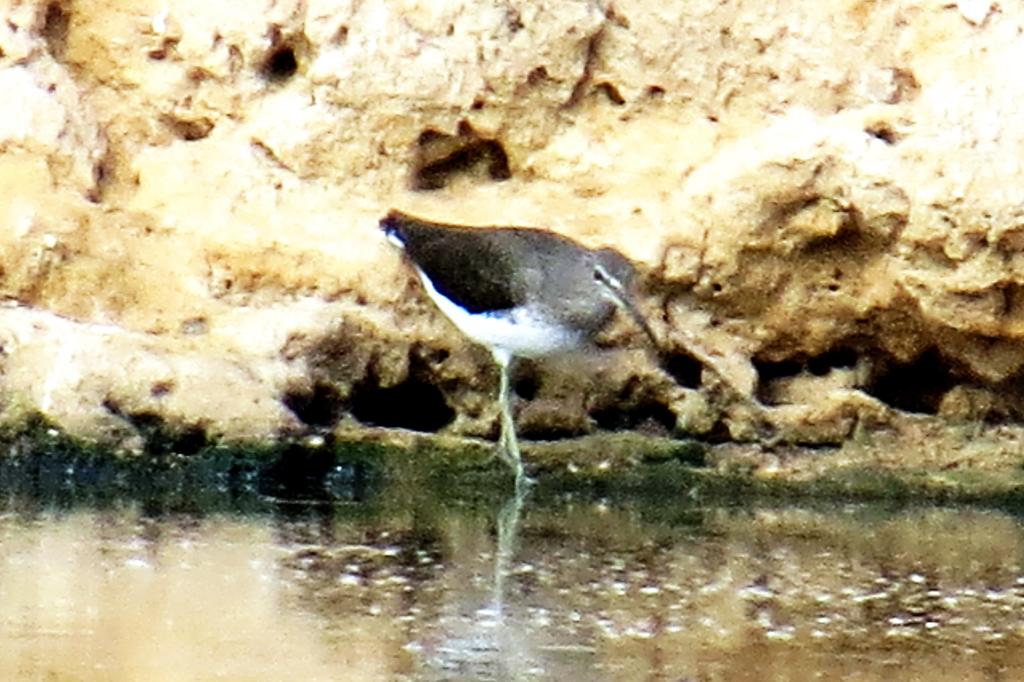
2;413;1024;510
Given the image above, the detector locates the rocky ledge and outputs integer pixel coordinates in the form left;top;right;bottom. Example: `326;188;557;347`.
0;0;1021;468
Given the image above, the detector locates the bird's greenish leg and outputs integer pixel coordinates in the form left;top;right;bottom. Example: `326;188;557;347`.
493;349;529;492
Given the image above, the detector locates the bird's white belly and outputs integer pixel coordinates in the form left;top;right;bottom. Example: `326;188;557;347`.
416;267;580;358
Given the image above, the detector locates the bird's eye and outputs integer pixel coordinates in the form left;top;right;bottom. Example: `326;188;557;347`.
594;263;622;290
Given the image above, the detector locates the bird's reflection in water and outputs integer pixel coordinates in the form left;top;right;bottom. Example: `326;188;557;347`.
492;487;526;619
424;487;551;682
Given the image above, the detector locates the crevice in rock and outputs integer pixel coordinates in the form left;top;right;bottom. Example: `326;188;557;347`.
41;1;70;63
596;81;625;105
150;381;174;398
161;114;215;141
526;65;549;85
282;382;346;428
296;319;376;388
349;377;454;431
807;346;859;376
147;36;180;60
592;398;676;435
86;145;115;204
754;357;801;380
505;7;524;32
754;345;862;405
591;378;676;435
605;5;631;29
661;351;703;389
411;121;510;190
761;193;822;231
702;417;737;444
863;348;959;415
800;207;898;260
999;282;1024;322
884;67;920;104
263;44;297;79
865;121;900;145
260;27;308;82
102;399;208;455
564;25;605;108
513;372;540;401
347;354;455;432
250;139;294;172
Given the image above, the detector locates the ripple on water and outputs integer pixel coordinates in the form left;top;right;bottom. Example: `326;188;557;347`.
3;500;1024;680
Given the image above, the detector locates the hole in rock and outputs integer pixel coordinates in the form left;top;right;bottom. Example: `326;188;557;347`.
527;66;549;85
260;30;302;81
150;381;174;398
415;345;450;368
147;37;179;60
865;122;899;145
349;375;454;432
263;46;297;79
42;2;69;62
885;67;920;104
283;382;346;428
864;348;959;415
702;417;736;444
754;358;803;404
411;121;510;190
513;373;540;401
754;358;803;382
596;81;625;105
806;347;859;376
506;9;524;32
755;347;862;403
86;151;115;204
163;114;215;141
591;398;676;435
103;400;208;455
662;352;703;389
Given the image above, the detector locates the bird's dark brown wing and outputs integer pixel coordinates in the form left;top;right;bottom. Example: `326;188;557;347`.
380;211;527;314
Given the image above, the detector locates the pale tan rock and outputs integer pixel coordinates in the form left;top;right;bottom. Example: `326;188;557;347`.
1;0;1024;449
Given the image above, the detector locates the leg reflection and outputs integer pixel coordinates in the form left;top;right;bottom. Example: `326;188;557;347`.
492;485;527;619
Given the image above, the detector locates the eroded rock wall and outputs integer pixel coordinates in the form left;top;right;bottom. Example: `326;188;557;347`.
0;0;1020;448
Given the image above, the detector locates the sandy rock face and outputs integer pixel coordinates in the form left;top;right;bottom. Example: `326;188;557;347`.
0;0;1020;449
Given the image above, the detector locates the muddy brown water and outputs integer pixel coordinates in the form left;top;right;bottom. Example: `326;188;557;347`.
3;485;1024;681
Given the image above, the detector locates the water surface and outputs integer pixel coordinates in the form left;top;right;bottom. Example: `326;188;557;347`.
2;489;1024;681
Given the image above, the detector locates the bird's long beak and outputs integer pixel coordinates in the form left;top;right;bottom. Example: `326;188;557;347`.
614;291;661;351
594;265;661;352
